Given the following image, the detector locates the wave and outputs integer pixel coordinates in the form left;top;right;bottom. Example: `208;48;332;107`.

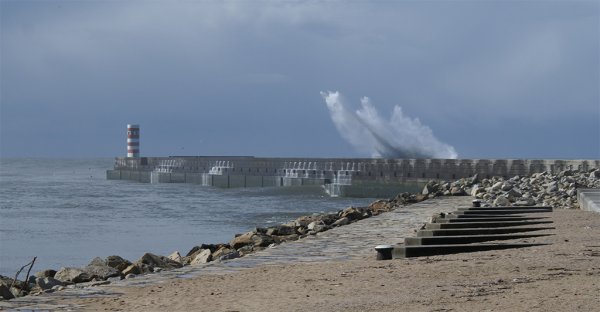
321;91;458;159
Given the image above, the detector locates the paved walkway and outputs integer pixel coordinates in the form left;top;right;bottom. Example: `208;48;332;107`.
1;196;473;311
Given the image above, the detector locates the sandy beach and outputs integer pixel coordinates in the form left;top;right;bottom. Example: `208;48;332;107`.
61;199;600;312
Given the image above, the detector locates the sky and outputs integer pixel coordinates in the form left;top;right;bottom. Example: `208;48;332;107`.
1;0;599;159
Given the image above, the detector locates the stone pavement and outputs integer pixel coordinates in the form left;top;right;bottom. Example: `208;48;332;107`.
1;196;473;311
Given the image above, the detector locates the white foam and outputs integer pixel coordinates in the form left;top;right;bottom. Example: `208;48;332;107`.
321;91;458;159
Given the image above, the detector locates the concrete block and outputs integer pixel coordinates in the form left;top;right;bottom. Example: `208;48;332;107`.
106;170;121;180
393;243;547;258
404;233;553;245
457;206;553;212
416;226;555;237
157;173;171;183
245;176;264;187
578;189;600;213
229;175;246;188
425;220;553;229
457;206;552;210
455;209;552;215
170;172;186;183
211;175;229;187
185;173;203;184
139;171;151;183
435;216;550;223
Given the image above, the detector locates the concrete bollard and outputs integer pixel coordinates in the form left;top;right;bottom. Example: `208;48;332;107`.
375;245;394;260
472;199;481;208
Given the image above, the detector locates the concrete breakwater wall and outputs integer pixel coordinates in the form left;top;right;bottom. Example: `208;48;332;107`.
106;156;600;197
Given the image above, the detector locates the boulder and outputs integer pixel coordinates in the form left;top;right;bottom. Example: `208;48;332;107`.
167;251;182;264
493;196;510;207
217;250;240;261
35;277;64;291
331;217;349;227
185;246;203;257
190;249;212;265
468;174;479;184
35;269;57;279
277;234;299;242
88;257;105;267
507;188;523;198
307;221;327;233
545;181;558;193
54;267;92;284
105;256;132;272
230;232;274;249
414;194;428;202
121;263;148;276
0;284;14;300
471;185;484;197
230;232;255;249
121;264;139;276
211;247;233;260
252;233;275;247
491;181;503;191
449;186;466;196
137;253;183;270
339;207;367;221
265;225;295;236
294;215;319;228
318;213;339;225
421;183;434;196
368;197;394;211
211;246;241;261
0;275;28;298
501;183;513;191
84;264;120;280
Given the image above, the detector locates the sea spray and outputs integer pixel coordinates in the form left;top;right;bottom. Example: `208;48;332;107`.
321;91;458;159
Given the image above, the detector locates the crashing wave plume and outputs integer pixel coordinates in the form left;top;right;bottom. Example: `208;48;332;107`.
321;91;458;159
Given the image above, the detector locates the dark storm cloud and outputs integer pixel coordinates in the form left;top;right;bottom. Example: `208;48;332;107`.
1;1;598;158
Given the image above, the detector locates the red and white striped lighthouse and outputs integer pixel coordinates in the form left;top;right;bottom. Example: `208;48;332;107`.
127;124;140;158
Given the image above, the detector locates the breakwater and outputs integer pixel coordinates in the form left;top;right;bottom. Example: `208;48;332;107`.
106;157;600;197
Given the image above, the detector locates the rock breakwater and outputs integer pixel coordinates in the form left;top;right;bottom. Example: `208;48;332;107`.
421;168;600;209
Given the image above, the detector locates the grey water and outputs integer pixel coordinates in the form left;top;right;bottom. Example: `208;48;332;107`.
0;158;376;277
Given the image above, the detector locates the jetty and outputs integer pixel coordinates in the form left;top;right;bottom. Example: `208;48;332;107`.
107;156;600;197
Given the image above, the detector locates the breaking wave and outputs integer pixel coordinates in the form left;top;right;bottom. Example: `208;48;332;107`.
321;91;458;159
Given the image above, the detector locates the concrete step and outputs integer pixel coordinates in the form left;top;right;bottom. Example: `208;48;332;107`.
443;213;552;219
435;216;550;223
457;206;553;212
416;226;555;237
454;209;552;215
425;220;553;229
404;233;553;245
459;206;552;211
392;243;547;258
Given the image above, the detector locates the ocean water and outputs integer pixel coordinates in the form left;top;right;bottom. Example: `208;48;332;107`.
0;158;375;277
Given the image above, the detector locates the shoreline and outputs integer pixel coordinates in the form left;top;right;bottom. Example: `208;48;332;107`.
2;169;599;310
4;196;600;311
1;196;475;310
0;189;426;301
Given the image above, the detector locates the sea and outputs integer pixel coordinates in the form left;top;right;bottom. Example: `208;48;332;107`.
0;158;375;277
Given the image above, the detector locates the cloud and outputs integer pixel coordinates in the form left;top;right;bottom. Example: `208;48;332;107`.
1;1;597;158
